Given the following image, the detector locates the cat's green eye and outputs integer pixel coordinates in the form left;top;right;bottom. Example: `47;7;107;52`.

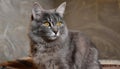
43;22;50;27
56;22;62;26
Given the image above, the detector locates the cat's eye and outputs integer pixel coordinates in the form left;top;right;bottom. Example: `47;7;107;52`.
56;22;62;26
43;22;50;27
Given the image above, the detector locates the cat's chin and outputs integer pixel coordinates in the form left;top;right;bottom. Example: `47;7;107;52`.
48;36;58;41
47;36;58;40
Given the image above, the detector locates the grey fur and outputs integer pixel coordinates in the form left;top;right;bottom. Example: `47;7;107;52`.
29;2;101;69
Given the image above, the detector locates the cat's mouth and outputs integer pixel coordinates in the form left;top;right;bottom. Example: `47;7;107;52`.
47;31;60;40
48;35;58;40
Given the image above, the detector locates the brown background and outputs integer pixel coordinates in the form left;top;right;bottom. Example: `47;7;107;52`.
0;0;120;63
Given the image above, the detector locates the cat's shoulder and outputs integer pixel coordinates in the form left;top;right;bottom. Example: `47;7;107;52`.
69;30;90;40
69;30;93;47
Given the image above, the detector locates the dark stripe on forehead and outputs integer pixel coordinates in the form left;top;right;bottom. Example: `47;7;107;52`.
49;13;60;21
51;14;58;23
42;13;61;24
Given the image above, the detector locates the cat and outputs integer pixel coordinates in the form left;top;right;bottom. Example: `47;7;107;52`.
0;2;101;69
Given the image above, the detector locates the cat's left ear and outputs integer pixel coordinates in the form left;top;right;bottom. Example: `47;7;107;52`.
56;2;66;17
32;2;44;20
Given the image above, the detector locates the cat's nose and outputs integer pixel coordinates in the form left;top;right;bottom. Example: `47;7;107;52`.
53;30;58;34
52;28;58;34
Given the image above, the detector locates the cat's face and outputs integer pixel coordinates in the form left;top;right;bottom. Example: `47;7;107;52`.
30;2;68;41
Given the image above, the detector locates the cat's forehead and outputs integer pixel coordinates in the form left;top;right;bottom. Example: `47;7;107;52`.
42;12;62;21
43;12;60;18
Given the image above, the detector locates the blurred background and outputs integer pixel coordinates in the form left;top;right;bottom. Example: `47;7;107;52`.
0;0;120;63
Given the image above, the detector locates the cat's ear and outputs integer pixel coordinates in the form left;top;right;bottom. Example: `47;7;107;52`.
56;2;66;17
32;2;44;20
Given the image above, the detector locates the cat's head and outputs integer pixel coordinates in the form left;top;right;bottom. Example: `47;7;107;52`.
30;2;68;42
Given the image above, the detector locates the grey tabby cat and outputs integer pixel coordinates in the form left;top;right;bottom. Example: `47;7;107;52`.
29;2;101;69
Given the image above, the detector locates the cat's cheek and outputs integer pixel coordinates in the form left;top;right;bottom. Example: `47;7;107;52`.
56;31;60;37
47;32;56;37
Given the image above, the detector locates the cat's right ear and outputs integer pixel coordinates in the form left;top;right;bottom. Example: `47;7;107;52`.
56;2;66;17
32;2;43;20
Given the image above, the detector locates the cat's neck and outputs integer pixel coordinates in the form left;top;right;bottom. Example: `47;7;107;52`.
30;30;69;57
